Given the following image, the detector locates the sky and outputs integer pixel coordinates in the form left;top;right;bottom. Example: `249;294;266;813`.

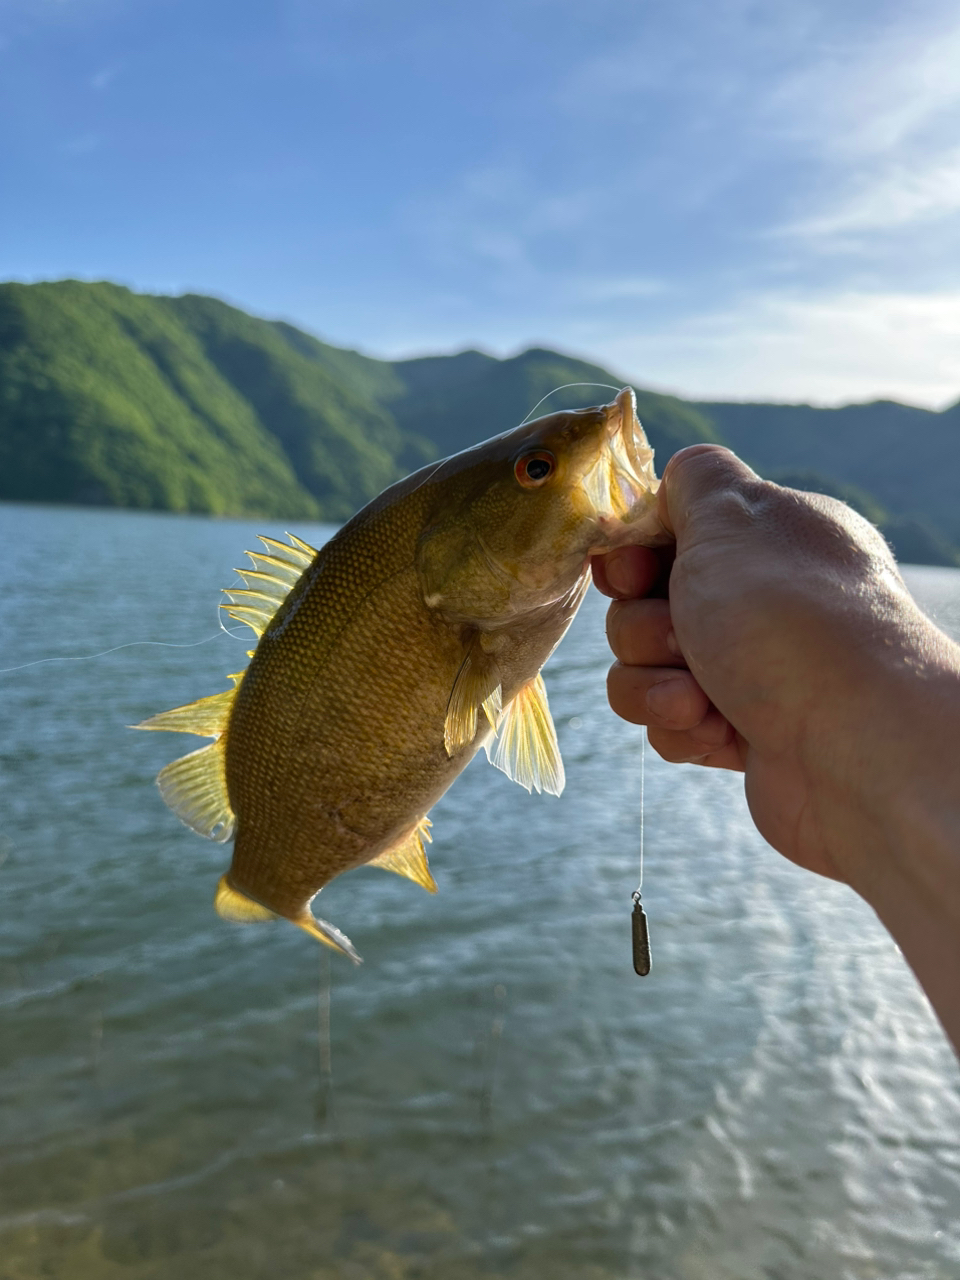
2;0;960;406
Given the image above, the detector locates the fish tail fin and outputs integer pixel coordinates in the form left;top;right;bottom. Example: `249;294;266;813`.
294;911;363;965
215;876;362;965
214;874;275;922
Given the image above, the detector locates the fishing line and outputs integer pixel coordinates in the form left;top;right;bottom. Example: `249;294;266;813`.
316;948;335;1126
631;736;652;976
519;376;654;974
0;632;229;676
519;381;624;427
0;585;250;676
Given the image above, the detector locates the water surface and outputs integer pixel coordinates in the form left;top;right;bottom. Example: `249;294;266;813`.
1;505;958;1279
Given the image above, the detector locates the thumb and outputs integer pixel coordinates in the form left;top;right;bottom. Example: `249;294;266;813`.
658;445;762;542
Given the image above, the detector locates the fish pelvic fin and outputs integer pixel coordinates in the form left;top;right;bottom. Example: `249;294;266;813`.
293;911;363;965
368;817;437;893
444;635;502;756
484;672;565;796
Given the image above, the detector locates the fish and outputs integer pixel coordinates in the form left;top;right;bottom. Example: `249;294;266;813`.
135;388;664;963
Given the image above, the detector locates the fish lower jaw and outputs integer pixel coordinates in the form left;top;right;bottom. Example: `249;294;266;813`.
588;506;671;553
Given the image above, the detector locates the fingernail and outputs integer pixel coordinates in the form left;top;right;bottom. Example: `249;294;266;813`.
665;628;681;656
646;677;689;721
605;551;633;596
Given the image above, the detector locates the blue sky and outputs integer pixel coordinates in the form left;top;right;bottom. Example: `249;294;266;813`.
2;0;960;406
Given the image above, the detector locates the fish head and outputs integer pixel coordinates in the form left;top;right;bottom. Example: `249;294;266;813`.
417;387;668;624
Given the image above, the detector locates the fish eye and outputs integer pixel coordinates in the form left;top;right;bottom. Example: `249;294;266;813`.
515;451;556;488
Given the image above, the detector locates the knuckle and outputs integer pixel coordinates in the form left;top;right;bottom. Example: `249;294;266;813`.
606;662;646;725
647;727;707;765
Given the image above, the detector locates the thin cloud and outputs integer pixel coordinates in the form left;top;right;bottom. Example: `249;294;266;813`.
783;148;960;239
772;15;960;160
767;8;960;242
90;63;122;91
600;288;960;408
403;164;602;276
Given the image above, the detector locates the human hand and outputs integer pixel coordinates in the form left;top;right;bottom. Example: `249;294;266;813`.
593;443;960;1052
592;445;960;893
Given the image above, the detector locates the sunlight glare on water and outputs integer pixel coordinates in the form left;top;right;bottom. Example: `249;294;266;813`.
0;505;958;1279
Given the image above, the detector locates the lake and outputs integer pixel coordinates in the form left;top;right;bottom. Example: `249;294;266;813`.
1;502;958;1279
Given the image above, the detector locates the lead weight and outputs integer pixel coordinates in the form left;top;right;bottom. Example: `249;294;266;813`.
631;899;651;976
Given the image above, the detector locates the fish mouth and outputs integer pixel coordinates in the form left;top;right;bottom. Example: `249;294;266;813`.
579;388;662;535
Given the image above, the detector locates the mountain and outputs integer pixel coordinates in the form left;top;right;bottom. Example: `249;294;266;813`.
0;281;717;522
383;346;720;463
0;280;957;565
698;399;960;547
0;282;435;520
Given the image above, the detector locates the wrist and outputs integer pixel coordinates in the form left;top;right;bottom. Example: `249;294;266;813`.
844;653;960;1052
851;660;960;899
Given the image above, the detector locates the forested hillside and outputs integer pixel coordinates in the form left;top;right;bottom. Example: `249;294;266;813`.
0;280;956;564
698;399;960;545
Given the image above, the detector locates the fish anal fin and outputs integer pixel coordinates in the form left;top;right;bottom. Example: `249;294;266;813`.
133;687;236;737
214;875;275;922
444;636;502;757
368;817;437;893
293;911;363;964
155;740;235;841
486;672;565;796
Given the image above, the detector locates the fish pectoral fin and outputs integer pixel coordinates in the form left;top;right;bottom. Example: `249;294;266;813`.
214;875;275;922
132;687;236;737
293;911;363;964
368;817;437;893
444;636;502;756
156;740;236;841
484;673;565;796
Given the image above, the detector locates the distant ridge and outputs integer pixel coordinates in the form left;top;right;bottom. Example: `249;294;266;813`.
0;280;956;565
697;399;960;550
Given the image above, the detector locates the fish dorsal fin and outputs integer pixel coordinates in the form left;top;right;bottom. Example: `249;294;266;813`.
444;636;502;756
135;531;318;842
368;817;437;893
133;688;236;737
134;684;237;838
484;673;565;796
155;740;235;841
221;532;319;639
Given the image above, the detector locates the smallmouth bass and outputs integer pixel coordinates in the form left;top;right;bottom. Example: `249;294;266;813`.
136;389;664;962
